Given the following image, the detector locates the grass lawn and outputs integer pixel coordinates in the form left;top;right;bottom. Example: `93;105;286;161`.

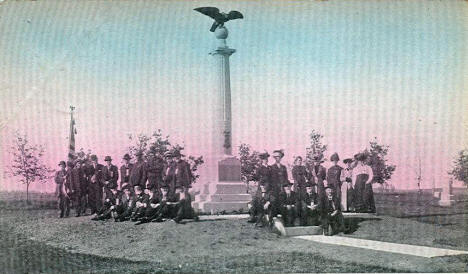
1;191;467;273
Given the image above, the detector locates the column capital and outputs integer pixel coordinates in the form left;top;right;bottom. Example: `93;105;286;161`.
210;46;236;57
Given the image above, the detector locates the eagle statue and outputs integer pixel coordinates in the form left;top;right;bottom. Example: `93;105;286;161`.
194;7;244;32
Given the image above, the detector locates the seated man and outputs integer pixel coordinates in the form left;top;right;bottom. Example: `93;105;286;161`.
135;187;162;224
153;186;185;223
114;184;136;222
130;185;149;221
278;182;298;227
91;187;118;221
297;182;320;226
320;186;346;236
248;184;275;227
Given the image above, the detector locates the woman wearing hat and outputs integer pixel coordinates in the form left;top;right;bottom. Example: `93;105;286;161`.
327;153;343;203
292;156;310;196
352;153;374;213
254;151;271;192
340;158;354;212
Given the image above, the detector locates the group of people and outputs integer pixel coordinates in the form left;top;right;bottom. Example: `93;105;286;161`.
248;150;375;235
54;149;198;224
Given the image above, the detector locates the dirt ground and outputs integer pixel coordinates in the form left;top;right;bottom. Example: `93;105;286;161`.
1;191;468;273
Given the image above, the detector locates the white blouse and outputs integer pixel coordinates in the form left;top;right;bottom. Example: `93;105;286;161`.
352;164;374;184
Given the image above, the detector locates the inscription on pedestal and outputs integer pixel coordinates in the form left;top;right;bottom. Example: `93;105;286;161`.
218;157;241;181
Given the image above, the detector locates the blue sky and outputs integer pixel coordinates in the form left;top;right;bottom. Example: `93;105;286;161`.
0;0;466;191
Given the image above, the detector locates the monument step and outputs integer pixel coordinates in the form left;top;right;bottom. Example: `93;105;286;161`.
210;194;252;202
195;201;249;214
214;183;247;194
272;217;322;237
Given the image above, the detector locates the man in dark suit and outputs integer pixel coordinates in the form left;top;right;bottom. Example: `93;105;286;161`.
91;188;118;221
269;149;288;215
88;154;104;215
278;182;297;227
75;160;89;215
130;185;148;221
174;150;192;191
129;151;147;190
67;161;82;217
145;154;164;191
163;151;177;194
55;161;70;218
135;187;163;224
320;186;346;236
308;155;327;203
120;154;134;190
102;156;119;198
114;184;136;222
248;184;275;227
297;182;320;226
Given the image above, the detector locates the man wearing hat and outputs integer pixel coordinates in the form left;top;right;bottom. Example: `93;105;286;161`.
114;184;136;222
129;151;147;190
102;156;119;199
340;158;354;211
319;186;345;236
88;155;104;215
307;154;327;203
253;151;271;192
278;181;298;227
55;161;70;218
120;154;134;190
327;153;343;204
145;153;165;192
162;151;177;193
173;149;192;190
297;181;320;226
67;161;83;217
248;184;275;227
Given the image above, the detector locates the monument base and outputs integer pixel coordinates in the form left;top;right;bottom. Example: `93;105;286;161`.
438;198;455;207
192;156;251;214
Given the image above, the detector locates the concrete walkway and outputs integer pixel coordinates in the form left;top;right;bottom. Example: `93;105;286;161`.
199;214;249;220
295;235;468;258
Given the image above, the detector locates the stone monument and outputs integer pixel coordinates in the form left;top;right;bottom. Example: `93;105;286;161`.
192;9;250;213
438;179;455;207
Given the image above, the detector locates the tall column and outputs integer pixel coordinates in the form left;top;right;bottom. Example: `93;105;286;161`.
209;27;235;157
192;26;251;213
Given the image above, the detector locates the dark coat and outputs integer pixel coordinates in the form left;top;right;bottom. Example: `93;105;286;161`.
88;163;104;187
254;165;271;190
120;163;134;186
146;158;164;188
292;165;310;190
175;160;191;188
269;163;289;195
327;165;343;188
319;196;341;215
54;170;68;197
278;191;297;206
130;161;147;188
67;167;82;193
299;191;318;205
162;162;177;190
102;164;119;190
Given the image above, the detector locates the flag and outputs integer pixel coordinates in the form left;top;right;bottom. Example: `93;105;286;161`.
68;107;77;160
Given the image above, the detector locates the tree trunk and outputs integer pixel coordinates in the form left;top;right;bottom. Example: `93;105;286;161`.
26;182;30;205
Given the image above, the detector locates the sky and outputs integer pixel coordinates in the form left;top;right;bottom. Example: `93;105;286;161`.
0;0;467;192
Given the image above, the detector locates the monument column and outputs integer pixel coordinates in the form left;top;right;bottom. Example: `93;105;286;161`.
210;27;235;157
193;26;251;213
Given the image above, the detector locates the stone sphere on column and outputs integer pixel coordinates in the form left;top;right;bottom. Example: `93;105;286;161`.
214;26;228;39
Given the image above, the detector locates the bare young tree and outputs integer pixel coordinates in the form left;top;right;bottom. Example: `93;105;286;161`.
6;132;53;204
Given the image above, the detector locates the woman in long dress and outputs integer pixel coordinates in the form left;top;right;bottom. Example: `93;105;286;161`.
339;158;354;212
352;153;374;213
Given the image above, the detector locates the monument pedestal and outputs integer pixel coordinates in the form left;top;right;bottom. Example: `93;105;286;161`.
193;157;251;214
438;183;455;207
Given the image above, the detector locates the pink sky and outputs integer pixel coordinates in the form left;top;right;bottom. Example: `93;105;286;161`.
0;0;467;192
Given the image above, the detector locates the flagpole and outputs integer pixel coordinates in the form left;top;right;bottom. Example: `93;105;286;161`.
68;106;76;161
